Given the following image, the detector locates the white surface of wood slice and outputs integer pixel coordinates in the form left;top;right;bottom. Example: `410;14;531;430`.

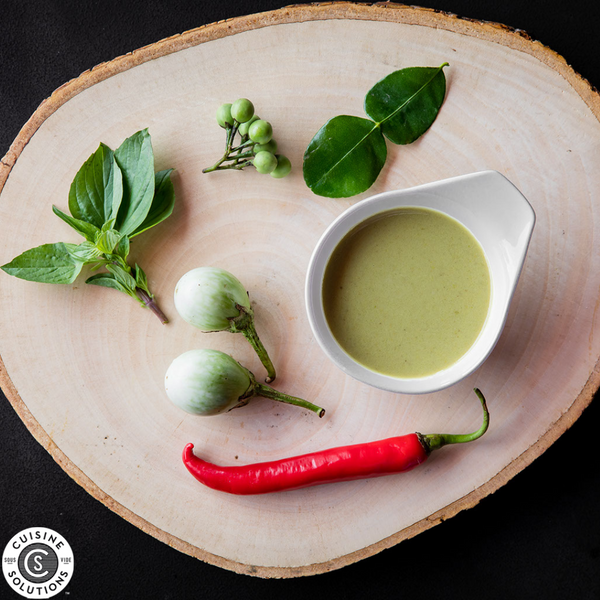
0;3;599;577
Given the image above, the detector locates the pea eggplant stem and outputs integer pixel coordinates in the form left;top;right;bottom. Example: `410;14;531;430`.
202;122;246;173
183;388;489;495
209;161;253;171
230;139;255;152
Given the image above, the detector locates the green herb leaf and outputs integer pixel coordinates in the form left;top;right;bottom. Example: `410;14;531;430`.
114;129;155;236
67;241;103;263
303;115;387;198
95;229;122;255
134;263;151;295
101;218;117;233
303;63;448;198
86;272;130;295
130;169;175;238
52;205;101;242
68;143;123;228
115;235;130;260
105;263;137;295
364;64;448;145
1;242;83;284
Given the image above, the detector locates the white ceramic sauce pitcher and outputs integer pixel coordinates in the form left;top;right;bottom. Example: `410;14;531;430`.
305;170;536;394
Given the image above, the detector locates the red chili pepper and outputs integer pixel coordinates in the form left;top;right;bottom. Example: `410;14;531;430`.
183;388;489;495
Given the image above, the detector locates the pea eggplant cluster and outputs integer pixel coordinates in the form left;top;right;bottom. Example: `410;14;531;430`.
203;98;292;178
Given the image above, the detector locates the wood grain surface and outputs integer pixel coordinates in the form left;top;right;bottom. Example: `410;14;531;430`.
1;3;599;577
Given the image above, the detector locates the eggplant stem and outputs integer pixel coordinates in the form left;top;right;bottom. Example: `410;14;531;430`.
230;304;276;383
242;320;277;383
255;382;325;418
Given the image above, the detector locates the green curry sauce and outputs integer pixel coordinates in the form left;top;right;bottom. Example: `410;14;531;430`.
322;207;490;378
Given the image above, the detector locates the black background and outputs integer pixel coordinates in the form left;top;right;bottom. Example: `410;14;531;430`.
1;1;599;598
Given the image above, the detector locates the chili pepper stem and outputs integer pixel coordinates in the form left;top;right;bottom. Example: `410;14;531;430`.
229;304;276;383
419;388;489;454
254;382;326;418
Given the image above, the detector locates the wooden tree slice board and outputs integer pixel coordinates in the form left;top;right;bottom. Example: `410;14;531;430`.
1;3;599;578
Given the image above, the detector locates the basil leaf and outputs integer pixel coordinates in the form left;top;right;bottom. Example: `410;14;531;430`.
1;242;83;284
101;218;117;233
95;229;122;254
130;169;175;238
303;115;387;198
115;235;130;260
86;272;130;295
52;205;101;242
134;264;151;295
115;129;155;236
67;241;103;263
365;63;448;145
68;143;123;228
105;263;137;294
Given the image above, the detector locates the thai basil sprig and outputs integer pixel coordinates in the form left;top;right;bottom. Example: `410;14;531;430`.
303;63;449;198
1;129;175;323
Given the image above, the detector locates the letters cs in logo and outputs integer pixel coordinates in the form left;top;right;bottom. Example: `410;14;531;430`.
2;528;74;598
